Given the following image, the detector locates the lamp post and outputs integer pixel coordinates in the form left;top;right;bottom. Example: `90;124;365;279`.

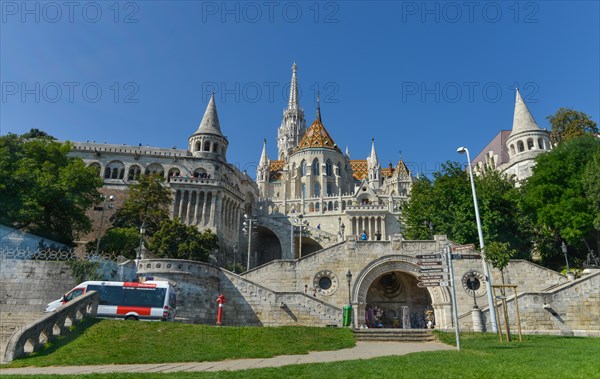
137;222;146;260
341;223;346;239
345;269;352;305
457;146;498;333
561;241;570;274
294;214;307;258
468;275;478;308
95;195;114;254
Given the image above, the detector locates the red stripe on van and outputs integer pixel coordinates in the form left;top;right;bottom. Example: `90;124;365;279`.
117;306;152;316
123;282;157;288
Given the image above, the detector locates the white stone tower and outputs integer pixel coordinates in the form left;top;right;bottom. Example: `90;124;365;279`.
277;63;307;160
256;139;270;197
504;88;551;181
188;93;229;162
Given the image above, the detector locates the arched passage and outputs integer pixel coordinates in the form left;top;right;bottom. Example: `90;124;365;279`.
255;226;282;266
352;255;452;330
295;236;323;259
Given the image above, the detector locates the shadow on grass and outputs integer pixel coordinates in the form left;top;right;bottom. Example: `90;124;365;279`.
18;318;102;361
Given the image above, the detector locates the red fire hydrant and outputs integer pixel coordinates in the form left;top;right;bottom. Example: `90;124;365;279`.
216;294;226;326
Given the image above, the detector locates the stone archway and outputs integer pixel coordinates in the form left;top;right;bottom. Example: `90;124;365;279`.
255;226;282;266
352;255;452;330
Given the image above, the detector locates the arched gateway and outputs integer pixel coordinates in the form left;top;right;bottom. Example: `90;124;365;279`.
351;255;453;329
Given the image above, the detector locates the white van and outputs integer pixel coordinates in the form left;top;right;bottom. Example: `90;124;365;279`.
45;280;176;321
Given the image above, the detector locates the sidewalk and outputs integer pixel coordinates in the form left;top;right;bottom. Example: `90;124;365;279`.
0;341;452;375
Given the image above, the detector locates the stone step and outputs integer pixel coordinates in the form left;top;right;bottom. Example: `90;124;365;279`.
354;329;436;342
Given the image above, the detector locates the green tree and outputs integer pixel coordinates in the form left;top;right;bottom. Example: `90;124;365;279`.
87;227;140;259
522;135;600;268
583;148;600;230
547;108;598;146
148;219;218;261
111;174;172;235
402;162;529;255
0;133;103;245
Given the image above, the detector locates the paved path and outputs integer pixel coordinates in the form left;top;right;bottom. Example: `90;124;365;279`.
0;341;452;375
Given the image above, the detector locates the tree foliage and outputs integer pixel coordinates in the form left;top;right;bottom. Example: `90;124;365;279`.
110;174;172;236
402;162;528;254
547;108;598;146
583;148;600;230
521;135;600;267
148;219;218;262
87;227;140;259
0;132;103;245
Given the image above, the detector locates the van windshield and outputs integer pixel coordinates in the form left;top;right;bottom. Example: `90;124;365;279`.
88;285;166;308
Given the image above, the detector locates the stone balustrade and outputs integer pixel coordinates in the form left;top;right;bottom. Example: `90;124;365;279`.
3;291;99;363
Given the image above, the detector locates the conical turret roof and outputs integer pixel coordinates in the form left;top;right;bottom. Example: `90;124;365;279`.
510;89;541;136
193;94;223;136
293;116;340;153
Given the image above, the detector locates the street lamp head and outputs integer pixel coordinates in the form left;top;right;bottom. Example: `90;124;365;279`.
139;223;146;235
346;269;352;283
457;146;467;154
561;241;567;254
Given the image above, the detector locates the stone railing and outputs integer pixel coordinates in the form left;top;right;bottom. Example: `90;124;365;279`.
3;291;99;363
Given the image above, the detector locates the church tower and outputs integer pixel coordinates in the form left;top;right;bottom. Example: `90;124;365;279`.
504;88;551;181
188;93;229;162
277;63;307;160
367;138;381;189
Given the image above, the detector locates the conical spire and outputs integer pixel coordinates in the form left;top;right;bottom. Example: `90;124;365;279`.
315;91;322;122
259;138;269;166
196;93;223;136
345;145;350;158
511;88;541;135
288;63;299;110
370;138;379;165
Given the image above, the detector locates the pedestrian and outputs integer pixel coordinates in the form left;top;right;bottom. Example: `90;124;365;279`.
317;224;321;229
375;231;381;240
313;287;317;297
360;230;368;240
304;284;308;294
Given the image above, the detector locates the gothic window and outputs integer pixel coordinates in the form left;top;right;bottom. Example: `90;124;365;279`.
538;138;544;149
193;168;208;178
314;182;320;197
337;162;342;177
326;160;333;176
312;159;320;176
327;183;332;196
145;163;165;177
301;183;306;198
301;160;307;176
195;141;201;151
517;141;525;152
213;142;219;152
203;141;210;151
105;160;125;180
128;165;141;181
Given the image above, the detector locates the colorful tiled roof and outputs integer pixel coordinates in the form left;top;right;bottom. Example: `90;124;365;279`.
351;160;368;180
269;160;284;171
395;160;410;176
293;118;341;153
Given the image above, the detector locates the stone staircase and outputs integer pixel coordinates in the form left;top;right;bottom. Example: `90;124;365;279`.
353;328;436;342
0;312;45;363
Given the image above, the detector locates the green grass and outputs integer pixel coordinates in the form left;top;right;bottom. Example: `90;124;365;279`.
1;319;354;367
2;324;599;378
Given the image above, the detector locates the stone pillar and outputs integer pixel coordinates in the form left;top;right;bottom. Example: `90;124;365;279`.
178;190;186;221
186;191;193;225
471;307;484;332
202;192;209;227
193;191;200;225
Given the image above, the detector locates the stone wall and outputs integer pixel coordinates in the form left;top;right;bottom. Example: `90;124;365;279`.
0;260;78;313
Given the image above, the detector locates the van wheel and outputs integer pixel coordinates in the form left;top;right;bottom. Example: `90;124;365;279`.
125;316;138;321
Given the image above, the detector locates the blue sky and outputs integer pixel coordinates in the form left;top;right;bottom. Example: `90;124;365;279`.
2;1;599;178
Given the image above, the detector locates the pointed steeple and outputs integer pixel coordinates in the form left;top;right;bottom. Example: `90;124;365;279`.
369;138;379;165
511;88;541;136
288;63;299;110
315;91;322;123
259;138;269;166
345;145;350;158
196;93;223;136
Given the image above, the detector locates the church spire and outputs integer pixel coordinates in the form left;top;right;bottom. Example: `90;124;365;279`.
259;138;269;166
370;138;379;165
511;88;541;136
288;62;299;110
315;91;322;122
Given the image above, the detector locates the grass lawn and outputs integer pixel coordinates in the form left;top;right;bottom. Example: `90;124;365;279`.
1;319;354;367
1;322;599;378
